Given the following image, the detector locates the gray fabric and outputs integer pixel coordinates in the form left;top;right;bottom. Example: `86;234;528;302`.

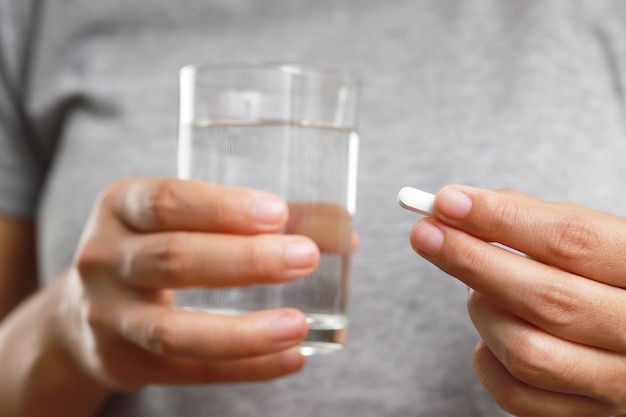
0;0;45;217
1;0;626;415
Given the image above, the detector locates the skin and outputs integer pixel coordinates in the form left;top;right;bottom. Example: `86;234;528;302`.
0;177;341;416
11;176;624;415
410;184;626;417
0;216;37;318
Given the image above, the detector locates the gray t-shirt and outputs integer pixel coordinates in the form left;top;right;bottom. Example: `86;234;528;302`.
2;0;626;416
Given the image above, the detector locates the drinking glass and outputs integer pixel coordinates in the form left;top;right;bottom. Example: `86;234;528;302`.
176;62;359;355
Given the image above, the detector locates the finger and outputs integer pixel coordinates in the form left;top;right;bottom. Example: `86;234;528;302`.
410;218;626;353
468;289;626;404
98;342;305;389
286;203;354;254
118;305;309;361
106;177;288;234
472;340;617;417
160;348;306;385
433;185;626;288
118;232;320;288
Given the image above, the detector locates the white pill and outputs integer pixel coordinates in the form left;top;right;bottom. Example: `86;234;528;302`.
397;186;436;216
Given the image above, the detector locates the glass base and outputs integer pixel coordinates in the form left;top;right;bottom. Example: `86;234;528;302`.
300;341;344;356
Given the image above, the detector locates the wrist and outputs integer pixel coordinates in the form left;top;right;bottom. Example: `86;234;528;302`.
0;272;112;416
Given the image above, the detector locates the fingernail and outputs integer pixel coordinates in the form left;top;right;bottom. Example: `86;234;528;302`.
285;240;319;269
437;187;473;219
252;195;286;226
411;222;444;256
269;311;306;341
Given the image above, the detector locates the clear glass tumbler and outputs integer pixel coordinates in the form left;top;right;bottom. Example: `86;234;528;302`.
176;62;359;355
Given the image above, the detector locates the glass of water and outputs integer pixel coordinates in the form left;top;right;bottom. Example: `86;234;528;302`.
176;62;359;356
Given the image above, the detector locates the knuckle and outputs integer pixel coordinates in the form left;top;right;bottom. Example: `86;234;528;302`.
84;299;103;330
146;314;181;356
149;179;181;227
156;234;188;285
476;362;529;416
448;241;490;281
98;180;123;207
546;213;600;261
472;343;530;417
528;280;580;330
505;334;554;384
488;199;526;236
99;177;136;212
473;345;521;416
466;289;486;317
496;390;532;417
75;239;109;279
97;186;117;209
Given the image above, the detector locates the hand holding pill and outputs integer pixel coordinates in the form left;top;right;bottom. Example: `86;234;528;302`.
404;184;626;416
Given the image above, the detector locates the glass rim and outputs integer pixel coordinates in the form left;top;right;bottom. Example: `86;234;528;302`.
180;61;360;85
